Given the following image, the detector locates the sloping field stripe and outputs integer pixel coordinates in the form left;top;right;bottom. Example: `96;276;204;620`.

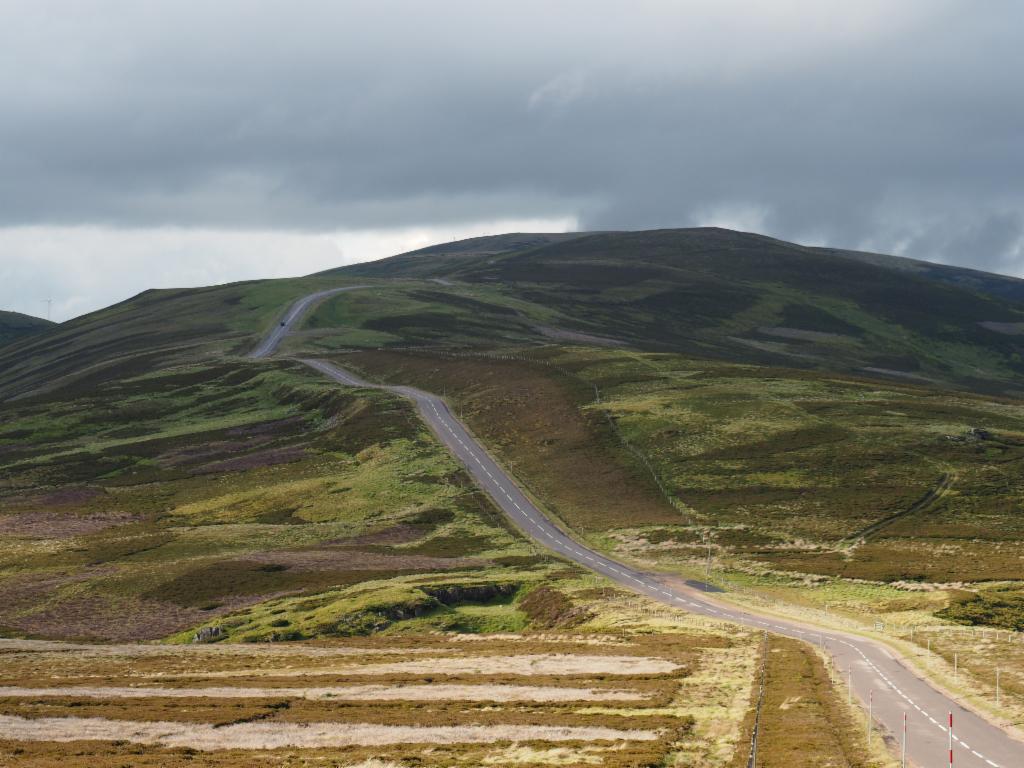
0;715;660;750
0;683;646;703
191;653;680;678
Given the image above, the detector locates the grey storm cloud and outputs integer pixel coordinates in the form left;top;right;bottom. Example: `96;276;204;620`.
2;0;1024;269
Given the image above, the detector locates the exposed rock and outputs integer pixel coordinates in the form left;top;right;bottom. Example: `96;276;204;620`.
421;582;520;606
192;626;225;644
945;427;992;443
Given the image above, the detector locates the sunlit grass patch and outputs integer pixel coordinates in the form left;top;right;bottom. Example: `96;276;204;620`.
0;356;555;642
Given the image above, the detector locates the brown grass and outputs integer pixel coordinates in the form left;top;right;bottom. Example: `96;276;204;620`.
0;511;138;539
243;547;482;572
0;627;716;767
193;653;682;679
2;593;266;642
0;683;647;703
0;715;662;750
343;351;681;531
729;636;887;768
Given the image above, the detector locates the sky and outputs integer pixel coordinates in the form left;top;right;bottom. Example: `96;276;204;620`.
2;0;1023;321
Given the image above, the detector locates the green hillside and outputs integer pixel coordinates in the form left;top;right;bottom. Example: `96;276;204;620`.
5;227;1024;641
0;354;554;642
338;344;1024;630
0;310;54;348
324;232;589;278
332;228;1024;394
7;228;1024;401
0;277;372;402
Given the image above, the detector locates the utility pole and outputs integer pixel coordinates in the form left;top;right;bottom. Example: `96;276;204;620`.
43;298;52;321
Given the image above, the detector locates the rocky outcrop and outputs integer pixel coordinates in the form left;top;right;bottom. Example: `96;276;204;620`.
191;626;225;643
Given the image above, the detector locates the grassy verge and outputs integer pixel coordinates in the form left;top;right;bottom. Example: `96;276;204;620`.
729;635;896;768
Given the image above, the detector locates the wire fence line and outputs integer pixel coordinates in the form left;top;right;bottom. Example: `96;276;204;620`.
898;624;1023;642
746;631;770;768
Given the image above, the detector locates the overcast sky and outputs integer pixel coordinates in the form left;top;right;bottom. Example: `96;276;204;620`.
2;1;1023;321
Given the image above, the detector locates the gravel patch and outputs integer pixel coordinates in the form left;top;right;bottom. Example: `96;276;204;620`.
978;321;1024;335
861;366;935;382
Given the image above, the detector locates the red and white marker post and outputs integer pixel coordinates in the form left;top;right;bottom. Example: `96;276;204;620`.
948;711;954;768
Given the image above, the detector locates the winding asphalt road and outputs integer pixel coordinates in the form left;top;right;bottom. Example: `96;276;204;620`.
248;286;371;359
253;288;1023;768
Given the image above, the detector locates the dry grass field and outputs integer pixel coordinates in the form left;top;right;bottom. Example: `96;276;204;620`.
0;592;762;768
0;582;884;768
728;636;892;768
897;625;1024;729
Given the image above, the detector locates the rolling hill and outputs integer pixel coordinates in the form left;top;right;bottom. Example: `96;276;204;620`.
0;277;367;401
0;310;54;348
7;227;1024;401
331;227;1024;394
4;227;1024;651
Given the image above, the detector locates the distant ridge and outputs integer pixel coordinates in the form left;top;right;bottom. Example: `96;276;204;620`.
328;226;1024;393
6;226;1024;399
324;232;592;278
336;226;1024;304
0;310;54;347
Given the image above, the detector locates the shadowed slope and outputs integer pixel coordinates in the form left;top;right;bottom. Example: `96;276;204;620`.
331;227;1024;392
0;278;364;401
0;310;54;348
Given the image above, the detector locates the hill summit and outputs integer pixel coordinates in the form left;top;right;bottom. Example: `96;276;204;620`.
327;227;1024;393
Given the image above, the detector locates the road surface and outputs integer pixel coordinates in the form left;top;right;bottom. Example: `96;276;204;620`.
248;286;370;360
254;289;1024;768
